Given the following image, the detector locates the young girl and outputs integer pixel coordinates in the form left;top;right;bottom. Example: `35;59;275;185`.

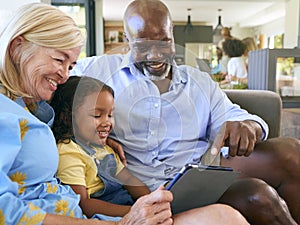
50;76;150;218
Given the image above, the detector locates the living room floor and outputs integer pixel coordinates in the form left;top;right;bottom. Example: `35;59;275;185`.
281;108;300;139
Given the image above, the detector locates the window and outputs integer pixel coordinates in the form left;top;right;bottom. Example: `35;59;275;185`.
51;0;96;57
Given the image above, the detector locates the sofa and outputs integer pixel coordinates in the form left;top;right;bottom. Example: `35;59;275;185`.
224;89;282;138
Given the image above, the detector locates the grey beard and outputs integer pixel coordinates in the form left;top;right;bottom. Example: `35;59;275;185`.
143;64;171;81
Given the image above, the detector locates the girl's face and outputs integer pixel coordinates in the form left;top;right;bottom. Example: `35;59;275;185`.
22;45;81;102
74;90;114;146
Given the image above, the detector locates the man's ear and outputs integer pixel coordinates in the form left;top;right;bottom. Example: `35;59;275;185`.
9;36;26;58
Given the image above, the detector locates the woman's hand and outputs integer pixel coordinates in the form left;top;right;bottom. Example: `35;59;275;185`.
107;137;127;166
118;186;173;225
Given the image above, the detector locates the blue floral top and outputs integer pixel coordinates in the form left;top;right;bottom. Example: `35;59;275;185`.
0;93;85;224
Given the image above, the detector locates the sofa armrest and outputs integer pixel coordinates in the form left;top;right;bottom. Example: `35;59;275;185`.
224;89;282;138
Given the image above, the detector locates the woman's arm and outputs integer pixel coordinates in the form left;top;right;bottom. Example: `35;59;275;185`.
116;168;151;200
70;184;131;218
44;186;173;225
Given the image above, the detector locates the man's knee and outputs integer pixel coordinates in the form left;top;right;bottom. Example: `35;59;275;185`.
220;178;279;207
220;178;287;215
219;178;291;224
245;179;281;208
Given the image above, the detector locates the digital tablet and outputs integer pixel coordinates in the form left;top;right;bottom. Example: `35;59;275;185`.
165;164;240;214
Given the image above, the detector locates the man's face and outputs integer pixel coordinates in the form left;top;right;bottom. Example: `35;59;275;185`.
127;17;176;79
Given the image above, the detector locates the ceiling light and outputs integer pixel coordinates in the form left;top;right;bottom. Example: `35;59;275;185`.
184;8;193;33
212;9;223;45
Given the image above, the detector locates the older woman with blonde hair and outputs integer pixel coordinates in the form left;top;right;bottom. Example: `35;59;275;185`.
242;37;258;70
0;2;251;225
0;3;171;225
242;37;258;56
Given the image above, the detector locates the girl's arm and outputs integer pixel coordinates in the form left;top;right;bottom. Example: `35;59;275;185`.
116;168;151;200
70;184;131;218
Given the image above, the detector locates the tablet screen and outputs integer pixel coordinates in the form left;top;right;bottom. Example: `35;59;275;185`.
165;164;240;214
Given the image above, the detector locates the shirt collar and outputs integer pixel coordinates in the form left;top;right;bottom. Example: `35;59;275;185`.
0;85;54;126
172;65;187;84
15;98;54;127
120;51;131;68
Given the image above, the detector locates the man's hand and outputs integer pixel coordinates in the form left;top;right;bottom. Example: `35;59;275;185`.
211;120;263;157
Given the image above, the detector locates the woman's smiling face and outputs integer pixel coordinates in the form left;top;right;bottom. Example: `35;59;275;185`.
16;41;81;102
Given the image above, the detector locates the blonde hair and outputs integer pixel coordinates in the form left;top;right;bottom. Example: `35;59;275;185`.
0;2;86;100
242;37;258;56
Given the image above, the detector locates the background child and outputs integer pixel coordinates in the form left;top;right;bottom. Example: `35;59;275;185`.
222;38;248;86
50;76;150;218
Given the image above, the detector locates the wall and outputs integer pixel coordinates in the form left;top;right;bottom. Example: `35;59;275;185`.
95;0;104;55
0;0;48;31
250;0;299;49
284;0;299;48
229;0;299;49
0;0;40;10
230;27;254;40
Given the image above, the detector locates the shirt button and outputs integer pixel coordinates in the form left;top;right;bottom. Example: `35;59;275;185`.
152;151;156;156
154;103;159;108
150;131;155;135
